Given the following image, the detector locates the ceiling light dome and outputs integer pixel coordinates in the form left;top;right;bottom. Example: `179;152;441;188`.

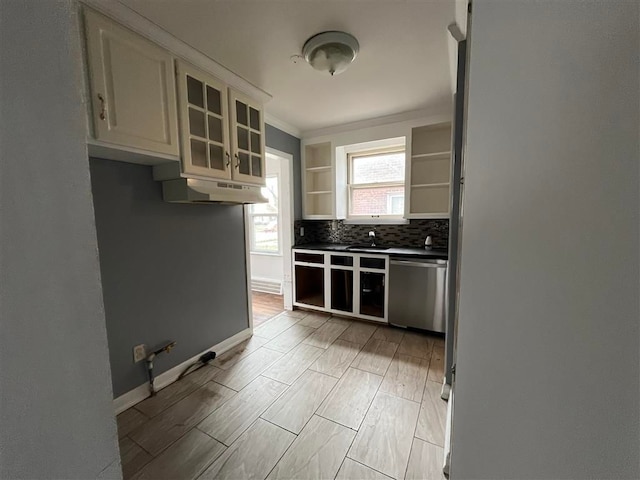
302;31;359;76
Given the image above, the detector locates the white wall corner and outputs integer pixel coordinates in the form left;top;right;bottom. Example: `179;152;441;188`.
265;113;302;139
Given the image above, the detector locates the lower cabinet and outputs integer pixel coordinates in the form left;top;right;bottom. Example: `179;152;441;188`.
293;249;388;323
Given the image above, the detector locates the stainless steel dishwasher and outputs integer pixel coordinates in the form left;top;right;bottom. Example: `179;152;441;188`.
388;257;448;333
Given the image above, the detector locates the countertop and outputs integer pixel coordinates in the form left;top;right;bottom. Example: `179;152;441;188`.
293;243;448;260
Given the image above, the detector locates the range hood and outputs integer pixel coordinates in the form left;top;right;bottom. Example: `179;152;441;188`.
161;178;267;204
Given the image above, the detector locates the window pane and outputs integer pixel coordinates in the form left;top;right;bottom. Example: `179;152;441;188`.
350;186;405;216
252;215;278;252
351;151;405;184
251;175;278;214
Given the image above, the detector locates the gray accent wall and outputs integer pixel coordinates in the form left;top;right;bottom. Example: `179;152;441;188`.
0;1;121;478
266;124;302;220
90;159;249;397
452;1;639;478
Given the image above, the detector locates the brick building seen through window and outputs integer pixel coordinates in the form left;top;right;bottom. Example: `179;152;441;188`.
348;149;405;218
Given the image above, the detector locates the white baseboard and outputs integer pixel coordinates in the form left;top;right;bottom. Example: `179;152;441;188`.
113;328;253;414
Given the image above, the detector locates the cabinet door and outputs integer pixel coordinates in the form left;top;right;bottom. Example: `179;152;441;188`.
84;9;179;156
176;61;231;179
229;89;265;185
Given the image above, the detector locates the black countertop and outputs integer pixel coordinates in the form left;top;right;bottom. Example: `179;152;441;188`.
293;243;448;260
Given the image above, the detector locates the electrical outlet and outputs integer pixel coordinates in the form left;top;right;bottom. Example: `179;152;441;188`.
133;344;146;363
300;226;304;237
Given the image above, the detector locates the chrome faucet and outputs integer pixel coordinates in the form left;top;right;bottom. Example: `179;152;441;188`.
368;230;376;247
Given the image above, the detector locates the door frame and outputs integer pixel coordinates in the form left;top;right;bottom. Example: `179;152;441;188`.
243;147;295;326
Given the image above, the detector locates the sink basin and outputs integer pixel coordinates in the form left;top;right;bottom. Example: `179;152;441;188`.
346;245;390;251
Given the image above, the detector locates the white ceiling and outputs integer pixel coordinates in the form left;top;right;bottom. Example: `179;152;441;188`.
119;0;455;134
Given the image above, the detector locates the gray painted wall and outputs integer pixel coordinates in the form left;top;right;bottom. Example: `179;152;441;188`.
452;1;639;478
90;159;250;397
0;1;121;478
266;124;302;220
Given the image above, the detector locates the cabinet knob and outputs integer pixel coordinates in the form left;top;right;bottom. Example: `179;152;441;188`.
225;151;231;169
97;93;106;121
234;153;240;169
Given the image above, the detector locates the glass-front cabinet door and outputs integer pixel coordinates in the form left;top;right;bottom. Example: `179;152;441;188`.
176;61;231;179
229;89;265;185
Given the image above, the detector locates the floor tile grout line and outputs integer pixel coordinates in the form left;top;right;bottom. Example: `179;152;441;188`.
416;437;447;449
131;383;238;460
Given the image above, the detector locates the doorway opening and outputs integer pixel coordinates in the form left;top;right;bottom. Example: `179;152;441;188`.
245;149;294;327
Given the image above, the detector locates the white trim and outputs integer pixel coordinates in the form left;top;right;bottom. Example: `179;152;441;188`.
266;148;295;311
113;328;252;414
244;208;254;331
265;113;302;139
79;0;271;105
302;105;451;139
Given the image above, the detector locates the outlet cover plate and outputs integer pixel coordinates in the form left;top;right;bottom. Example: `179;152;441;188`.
133;344;146;363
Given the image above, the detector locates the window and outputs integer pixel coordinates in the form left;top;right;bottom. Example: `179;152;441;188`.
249;175;279;253
348;148;406;219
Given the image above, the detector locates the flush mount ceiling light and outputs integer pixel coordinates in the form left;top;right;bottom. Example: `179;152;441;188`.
302;31;359;76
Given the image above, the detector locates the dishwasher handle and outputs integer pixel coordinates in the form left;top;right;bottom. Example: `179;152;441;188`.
390;259;448;268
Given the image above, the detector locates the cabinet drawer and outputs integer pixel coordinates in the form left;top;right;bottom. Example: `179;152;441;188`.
331;255;353;267
360;257;386;270
294;252;324;264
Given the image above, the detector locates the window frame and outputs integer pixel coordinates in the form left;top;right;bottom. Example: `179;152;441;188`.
347;146;406;221
249;174;281;255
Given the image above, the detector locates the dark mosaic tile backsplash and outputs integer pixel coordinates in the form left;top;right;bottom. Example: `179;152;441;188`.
294;219;449;249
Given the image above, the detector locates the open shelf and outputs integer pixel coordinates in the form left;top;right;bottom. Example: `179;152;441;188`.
409;184;450;215
411;182;451;189
306;165;332;172
411;150;451;159
305;191;332;217
304;142;332;168
411;124;452;155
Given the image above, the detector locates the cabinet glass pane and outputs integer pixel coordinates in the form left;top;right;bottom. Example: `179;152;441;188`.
206;86;221;115
250;132;261;154
188;108;206;138
360;271;385;318
249;107;260;129
251;155;262;177
238;152;250;175
209;144;224;171
331;269;353;313
187;76;204;107
236;100;248;126
295;265;325;307
190;139;207;167
237;126;249;150
208;115;223;143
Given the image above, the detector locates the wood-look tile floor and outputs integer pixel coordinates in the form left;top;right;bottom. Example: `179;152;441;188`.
252;292;285;328
117;312;448;480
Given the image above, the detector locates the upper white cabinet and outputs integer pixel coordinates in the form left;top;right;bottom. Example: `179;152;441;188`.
175;62;265;185
229;89;265;185
302;142;335;219
405;123;452;218
176;61;231;179
84;9;179;157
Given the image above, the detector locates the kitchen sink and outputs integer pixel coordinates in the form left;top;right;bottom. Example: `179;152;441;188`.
346;245;390;251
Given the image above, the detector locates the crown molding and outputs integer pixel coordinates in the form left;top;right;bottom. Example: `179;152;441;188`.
264;113;302;139
79;0;272;105
302;104;452;139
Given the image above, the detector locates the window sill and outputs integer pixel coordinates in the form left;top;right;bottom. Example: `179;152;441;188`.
343;218;410;225
250;251;283;257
